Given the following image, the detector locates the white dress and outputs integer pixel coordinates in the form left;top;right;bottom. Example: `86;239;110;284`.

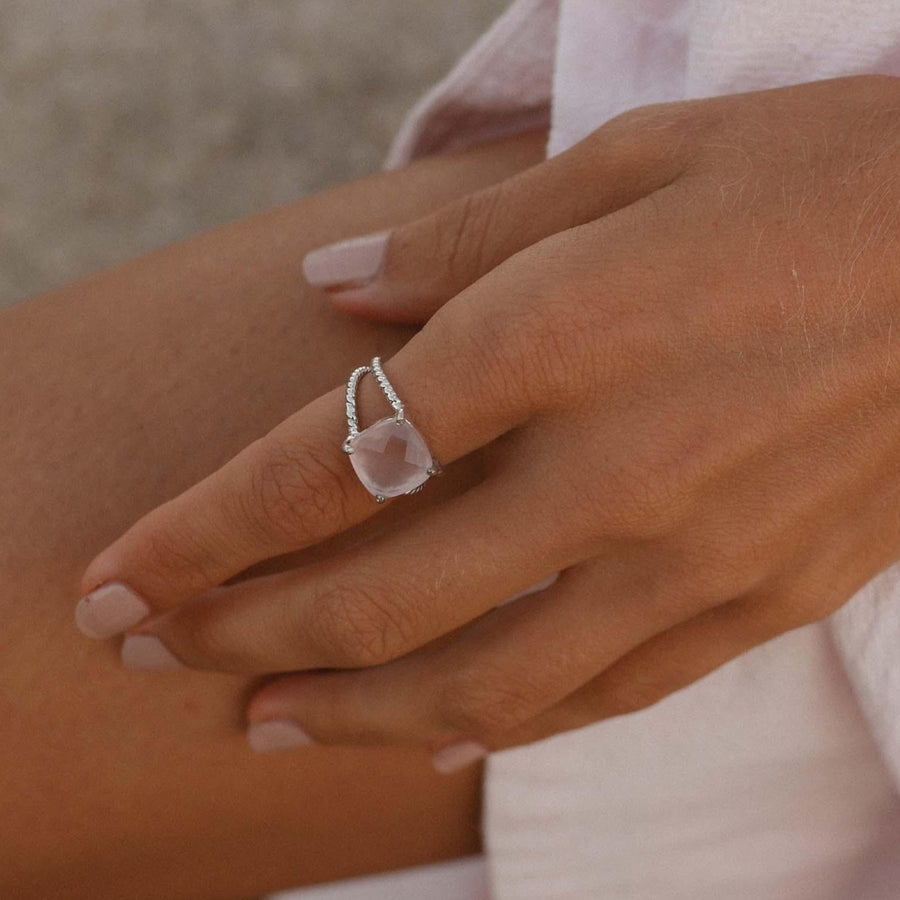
273;1;900;896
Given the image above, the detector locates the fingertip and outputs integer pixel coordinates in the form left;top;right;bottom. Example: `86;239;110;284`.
75;581;150;640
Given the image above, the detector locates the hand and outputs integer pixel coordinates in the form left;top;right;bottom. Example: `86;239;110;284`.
75;75;900;774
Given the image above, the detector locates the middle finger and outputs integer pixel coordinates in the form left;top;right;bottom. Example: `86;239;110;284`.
121;469;579;674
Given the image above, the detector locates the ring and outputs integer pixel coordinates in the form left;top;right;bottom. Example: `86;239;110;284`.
342;356;443;503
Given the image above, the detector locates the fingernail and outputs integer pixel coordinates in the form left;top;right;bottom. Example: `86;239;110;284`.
121;634;184;671
431;739;489;775
302;231;388;289
75;582;150;639
247;719;316;754
496;571;560;608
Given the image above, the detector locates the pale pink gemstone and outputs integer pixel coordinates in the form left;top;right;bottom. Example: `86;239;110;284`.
347;416;433;498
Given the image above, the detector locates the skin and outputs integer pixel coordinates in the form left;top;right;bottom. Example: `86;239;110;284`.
0;128;548;899
75;76;900;758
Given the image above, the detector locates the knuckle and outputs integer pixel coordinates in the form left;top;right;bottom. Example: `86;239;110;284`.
592;98;718;164
580;465;695;547
307;578;420;668
136;519;222;597
393;187;507;293
246;431;353;545
599;477;676;541
574;413;718;548
441;666;544;737
474;279;595;414
437;188;506;285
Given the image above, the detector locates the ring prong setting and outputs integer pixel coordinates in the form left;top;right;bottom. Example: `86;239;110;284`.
343;356;439;501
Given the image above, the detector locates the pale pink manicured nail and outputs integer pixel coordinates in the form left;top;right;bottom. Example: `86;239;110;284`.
496;571;561;608
432;739;489;775
75;582;150;639
121;634;184;671
302;231;389;288
247;719;316;753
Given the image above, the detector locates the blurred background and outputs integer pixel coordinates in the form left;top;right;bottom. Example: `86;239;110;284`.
0;0;509;309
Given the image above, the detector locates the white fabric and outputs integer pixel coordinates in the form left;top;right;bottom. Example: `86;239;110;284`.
383;0;558;170
377;1;900;898
483;626;900;899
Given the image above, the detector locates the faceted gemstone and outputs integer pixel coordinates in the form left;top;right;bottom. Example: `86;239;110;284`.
347;416;433;498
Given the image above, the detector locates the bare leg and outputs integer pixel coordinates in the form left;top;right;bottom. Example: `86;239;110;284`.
0;129;547;900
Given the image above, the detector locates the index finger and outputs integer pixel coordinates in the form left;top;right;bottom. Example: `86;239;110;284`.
74;287;540;639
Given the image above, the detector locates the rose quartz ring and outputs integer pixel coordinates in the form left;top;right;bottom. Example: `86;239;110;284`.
342;356;442;502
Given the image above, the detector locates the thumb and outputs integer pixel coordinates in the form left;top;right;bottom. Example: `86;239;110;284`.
301;101;697;323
